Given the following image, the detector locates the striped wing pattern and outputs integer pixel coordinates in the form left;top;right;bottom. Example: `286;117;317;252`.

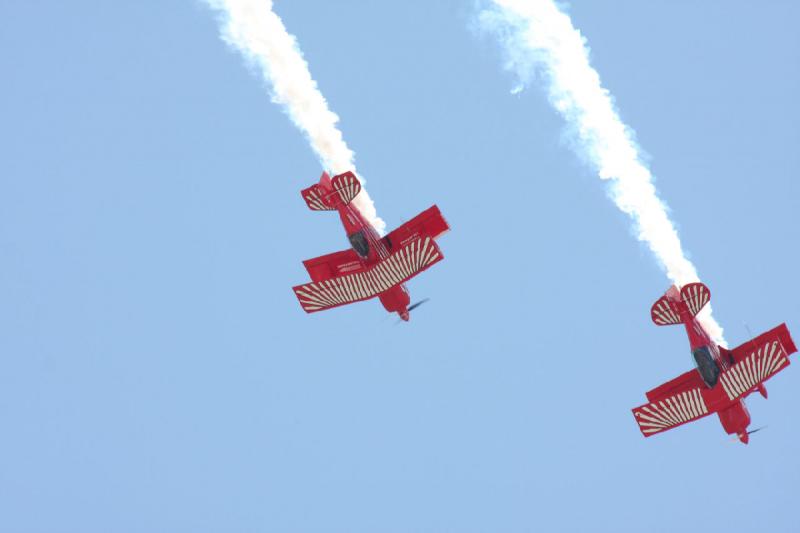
331;172;361;205
302;185;335;211
681;283;710;316
293;237;441;313
633;388;709;436
719;340;789;401
651;296;681;326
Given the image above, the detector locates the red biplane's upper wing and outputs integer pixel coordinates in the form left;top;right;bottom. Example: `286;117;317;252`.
645;368;706;404
383;205;449;251
293;236;443;314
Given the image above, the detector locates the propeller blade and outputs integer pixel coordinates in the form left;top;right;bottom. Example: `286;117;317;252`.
747;426;767;436
407;298;430;312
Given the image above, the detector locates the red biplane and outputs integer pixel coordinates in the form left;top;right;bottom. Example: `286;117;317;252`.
632;283;796;444
292;171;449;321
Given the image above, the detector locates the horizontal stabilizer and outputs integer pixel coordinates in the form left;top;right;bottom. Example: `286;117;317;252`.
650;295;681;326
300;171;362;211
293;236;443;313
330;171;361;206
301;183;336;211
650;282;711;326
680;282;710;317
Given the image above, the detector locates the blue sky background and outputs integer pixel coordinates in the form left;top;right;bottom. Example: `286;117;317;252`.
1;1;798;532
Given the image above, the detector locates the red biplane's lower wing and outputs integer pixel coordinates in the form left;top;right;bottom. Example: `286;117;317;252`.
645;368;706;404
293;236;443;313
633;383;714;437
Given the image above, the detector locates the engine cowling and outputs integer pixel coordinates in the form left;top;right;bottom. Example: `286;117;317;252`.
718;401;751;443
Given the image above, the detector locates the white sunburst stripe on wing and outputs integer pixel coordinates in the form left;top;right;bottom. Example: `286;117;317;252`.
722;363;747;399
396;243;413;277
674;392;693;420
690;389;707;415
337;273;358;302
760;341;785;376
684;390;699;418
756;347;767;382
764;343;784;376
399;242;418;277
721;344;753;399
639;401;681;431
657;399;681;426
352;271;371;299
418;239;439;270
296;285;331;308
382;252;404;284
294;237;441;312
636;407;673;432
661;398;682;426
719;341;788;400
374;256;399;290
322;278;345;305
296;284;338;310
635;388;708;433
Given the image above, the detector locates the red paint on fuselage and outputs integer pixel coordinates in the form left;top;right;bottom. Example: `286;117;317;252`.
663;286;751;443
318;172;411;320
664;286;729;371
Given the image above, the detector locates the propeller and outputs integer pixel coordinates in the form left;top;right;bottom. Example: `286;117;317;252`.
728;426;767;443
407;298;430;312
394;298;431;325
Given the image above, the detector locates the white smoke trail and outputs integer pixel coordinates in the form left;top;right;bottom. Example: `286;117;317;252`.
205;0;385;233
480;0;725;344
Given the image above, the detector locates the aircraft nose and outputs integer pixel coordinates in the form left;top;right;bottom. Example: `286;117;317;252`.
400;311;410;321
739;432;750;445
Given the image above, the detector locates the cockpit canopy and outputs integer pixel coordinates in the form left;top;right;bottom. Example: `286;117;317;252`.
348;230;370;258
693;345;721;388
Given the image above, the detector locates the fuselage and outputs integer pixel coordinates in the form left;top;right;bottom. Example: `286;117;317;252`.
321;173;411;320
665;286;752;442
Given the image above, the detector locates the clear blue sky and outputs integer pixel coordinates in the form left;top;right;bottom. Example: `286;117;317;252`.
1;1;798;532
